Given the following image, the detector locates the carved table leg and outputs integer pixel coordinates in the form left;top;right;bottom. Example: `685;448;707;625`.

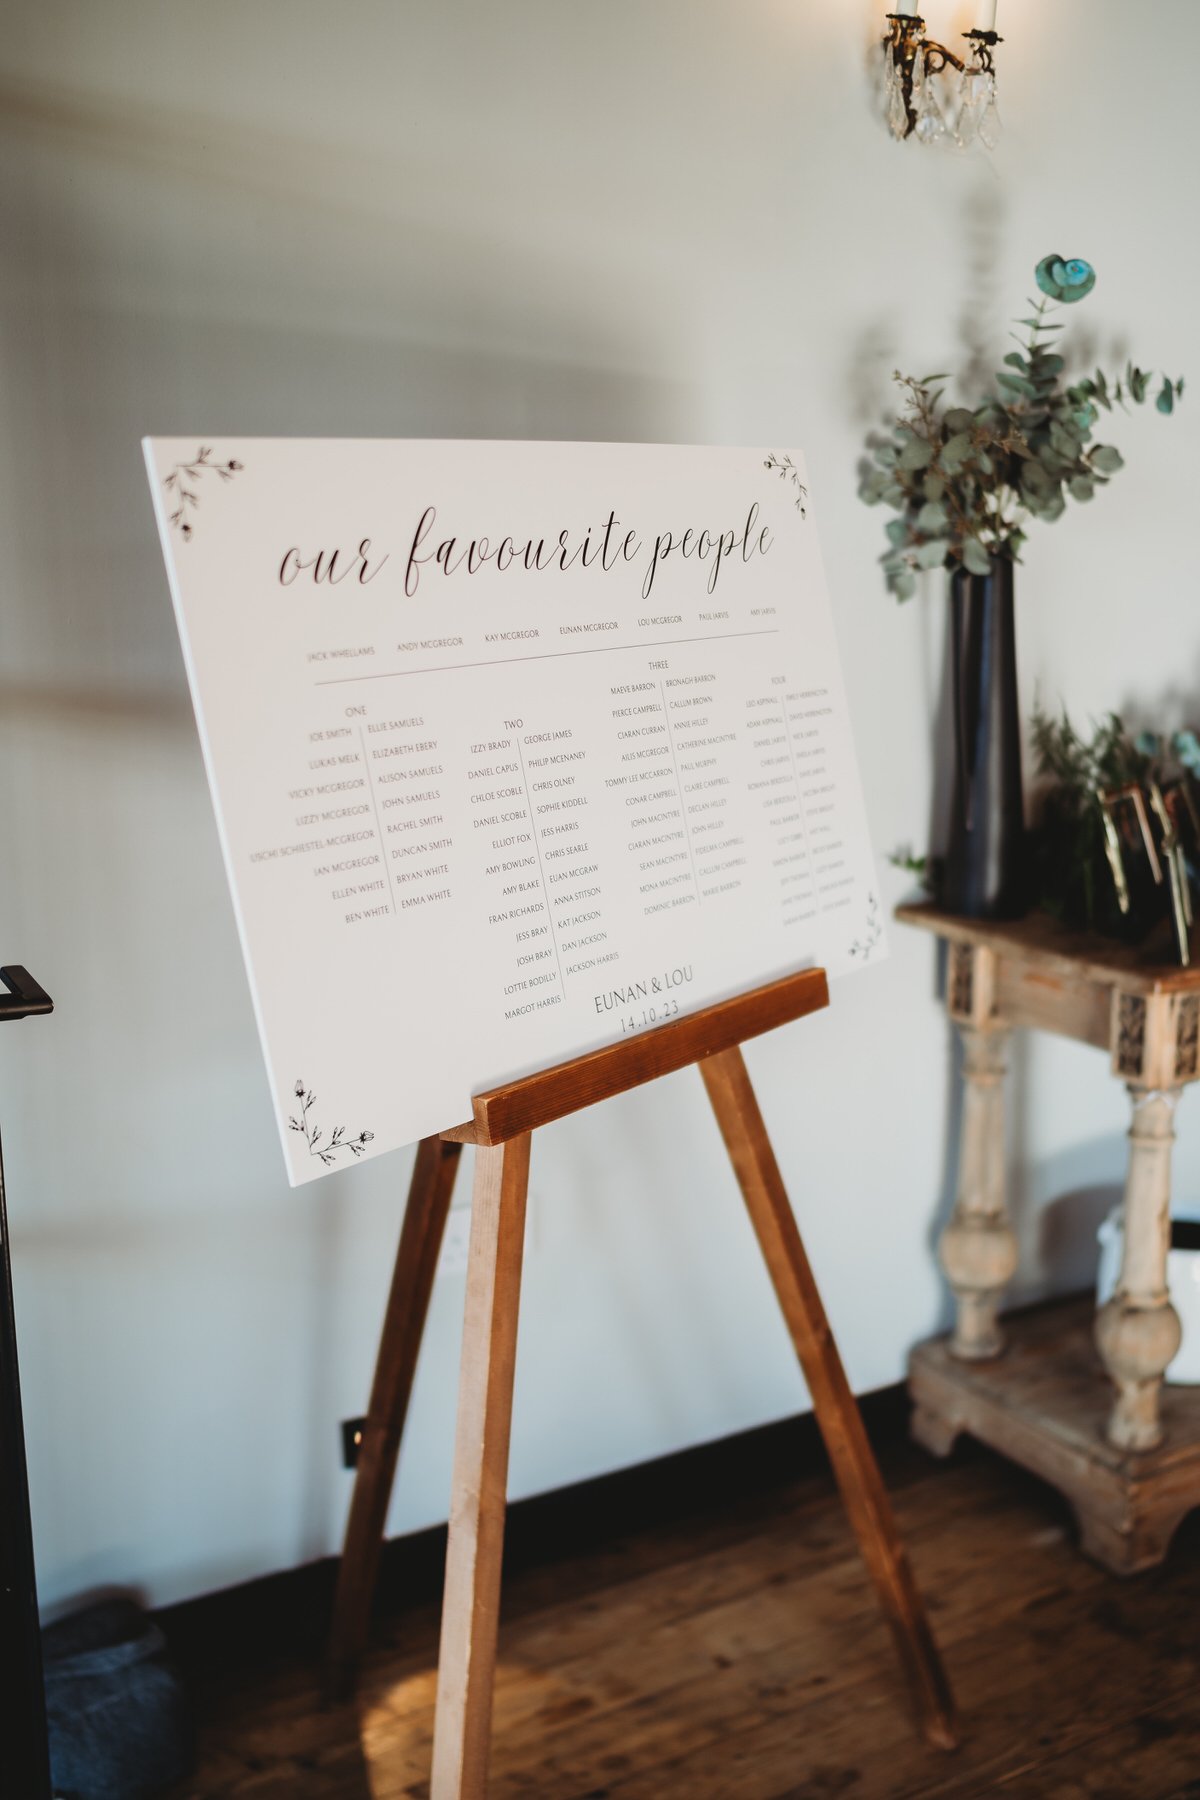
939;1023;1018;1360
1095;1086;1182;1452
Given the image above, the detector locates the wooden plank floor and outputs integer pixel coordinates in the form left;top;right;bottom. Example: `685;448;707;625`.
167;1433;1200;1800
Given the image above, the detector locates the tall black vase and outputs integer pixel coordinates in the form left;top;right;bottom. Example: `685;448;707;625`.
943;554;1027;919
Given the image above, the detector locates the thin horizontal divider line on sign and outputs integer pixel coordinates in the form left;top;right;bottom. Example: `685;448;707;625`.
440;964;828;1145
313;628;780;685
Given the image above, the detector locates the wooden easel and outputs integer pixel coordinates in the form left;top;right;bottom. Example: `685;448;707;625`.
326;968;959;1794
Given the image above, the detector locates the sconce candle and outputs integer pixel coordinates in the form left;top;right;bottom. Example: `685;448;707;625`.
881;0;1002;147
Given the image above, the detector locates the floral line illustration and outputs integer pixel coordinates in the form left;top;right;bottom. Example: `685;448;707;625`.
764;453;808;517
288;1081;374;1167
848;893;883;962
163;446;244;540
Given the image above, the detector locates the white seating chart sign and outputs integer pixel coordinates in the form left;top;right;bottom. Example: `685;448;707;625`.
145;439;885;1184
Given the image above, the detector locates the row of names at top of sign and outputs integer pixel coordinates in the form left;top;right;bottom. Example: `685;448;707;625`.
274;502;785;601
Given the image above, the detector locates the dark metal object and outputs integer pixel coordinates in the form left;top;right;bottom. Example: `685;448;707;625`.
944;556;1027;919
0;965;54;1799
0;966;53;1021
883;13;1001;139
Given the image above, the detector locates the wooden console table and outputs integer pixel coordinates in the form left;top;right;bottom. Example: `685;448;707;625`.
898;903;1200;1574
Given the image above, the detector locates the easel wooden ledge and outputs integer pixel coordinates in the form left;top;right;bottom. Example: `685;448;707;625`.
326;967;959;1792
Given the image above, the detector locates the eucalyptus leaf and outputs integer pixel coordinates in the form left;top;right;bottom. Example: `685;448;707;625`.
939;431;973;473
862;255;1184;602
961;538;992;577
916;537;950;570
897;437;935;471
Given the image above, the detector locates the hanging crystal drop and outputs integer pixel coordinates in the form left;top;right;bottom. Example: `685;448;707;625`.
888;55;910;138
955;62;988;147
913;48;946;144
882;39;897;118
978;80;1001;150
876;40;893;129
911;44;925;106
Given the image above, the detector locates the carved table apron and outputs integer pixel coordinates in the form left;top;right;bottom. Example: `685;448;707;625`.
898;904;1200;1574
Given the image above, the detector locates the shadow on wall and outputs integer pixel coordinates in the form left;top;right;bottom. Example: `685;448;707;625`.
0;91;697;1614
922;1002;1130;1329
1014;1121;1132;1304
1040;1182;1122;1296
0;300;693;701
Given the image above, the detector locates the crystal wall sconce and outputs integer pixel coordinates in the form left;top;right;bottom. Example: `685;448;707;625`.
882;1;1001;148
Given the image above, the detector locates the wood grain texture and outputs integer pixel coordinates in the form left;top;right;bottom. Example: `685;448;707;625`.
170;1394;1200;1799
698;1046;959;1752
911;1293;1200;1574
440;967;828;1145
430;1134;532;1800
992;959;1113;1048
326;1137;462;1699
896;901;1200;996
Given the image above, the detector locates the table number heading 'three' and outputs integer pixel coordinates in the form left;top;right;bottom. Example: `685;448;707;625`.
144;438;884;1184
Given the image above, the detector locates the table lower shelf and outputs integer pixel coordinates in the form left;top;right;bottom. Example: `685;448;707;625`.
908;1294;1200;1575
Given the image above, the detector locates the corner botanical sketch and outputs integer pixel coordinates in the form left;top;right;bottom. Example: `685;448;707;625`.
848;893;882;961
289;1081;374;1168
764;454;808;517
164;447;244;540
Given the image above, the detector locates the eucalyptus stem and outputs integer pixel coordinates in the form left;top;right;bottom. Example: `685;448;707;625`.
858;255;1183;600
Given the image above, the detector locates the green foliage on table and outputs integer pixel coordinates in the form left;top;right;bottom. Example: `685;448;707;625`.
1029;708;1151;932
859;255;1184;600
895;710;1200;938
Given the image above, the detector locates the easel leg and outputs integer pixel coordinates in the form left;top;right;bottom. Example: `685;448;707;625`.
430;1133;531;1800
699;1047;960;1751
325;1136;463;1698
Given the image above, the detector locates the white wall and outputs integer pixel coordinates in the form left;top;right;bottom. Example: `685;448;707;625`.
0;0;1197;1613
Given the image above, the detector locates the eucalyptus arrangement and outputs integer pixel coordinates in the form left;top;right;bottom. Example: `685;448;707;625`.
1029;709;1200;952
898;707;1200;954
860;255;1184;598
1029;708;1154;933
